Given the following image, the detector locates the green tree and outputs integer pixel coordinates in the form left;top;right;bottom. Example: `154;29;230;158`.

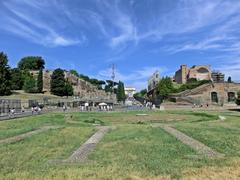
105;80;118;93
18;56;45;70
23;74;38;93
97;80;106;90
70;70;79;77
10;68;24;90
50;68;66;96
64;81;74;97
0;52;11;95
134;89;147;98
79;74;90;82
50;68;65;96
156;77;175;99
37;68;43;93
236;91;240;105
117;81;126;102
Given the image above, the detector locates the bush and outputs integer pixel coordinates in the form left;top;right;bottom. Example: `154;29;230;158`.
10;68;24;90
23;75;38;93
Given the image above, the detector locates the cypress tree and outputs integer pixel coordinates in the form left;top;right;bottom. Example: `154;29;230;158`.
37;68;43;93
0;52;11;95
117;81;126;102
50;68;66;96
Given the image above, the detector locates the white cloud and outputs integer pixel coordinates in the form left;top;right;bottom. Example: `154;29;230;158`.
0;0;83;47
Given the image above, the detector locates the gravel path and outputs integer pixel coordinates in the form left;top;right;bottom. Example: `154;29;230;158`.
0;125;62;145
153;124;224;158
67;126;111;163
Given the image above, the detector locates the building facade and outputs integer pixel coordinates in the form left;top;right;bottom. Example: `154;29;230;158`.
148;71;161;91
212;71;225;83
124;87;136;98
175;65;212;84
171;82;240;106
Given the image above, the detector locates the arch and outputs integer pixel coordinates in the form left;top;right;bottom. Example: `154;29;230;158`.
211;92;218;103
197;67;209;73
228;92;235;102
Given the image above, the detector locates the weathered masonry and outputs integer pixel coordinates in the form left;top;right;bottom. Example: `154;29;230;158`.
171;83;240;105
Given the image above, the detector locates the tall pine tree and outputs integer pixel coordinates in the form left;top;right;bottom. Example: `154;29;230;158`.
50;68;66;96
37;68;43;93
0;52;11;95
117;81;126;102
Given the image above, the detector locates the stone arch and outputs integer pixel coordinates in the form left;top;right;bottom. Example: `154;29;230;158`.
197;67;209;73
228;92;235;102
211;92;218;103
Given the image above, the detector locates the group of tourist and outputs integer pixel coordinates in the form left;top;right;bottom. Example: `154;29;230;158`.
8;108;16;117
192;103;209;108
62;103;114;112
31;106;42;114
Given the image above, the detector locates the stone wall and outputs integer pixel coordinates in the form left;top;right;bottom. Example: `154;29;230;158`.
175;65;212;84
30;70;116;102
172;83;240;105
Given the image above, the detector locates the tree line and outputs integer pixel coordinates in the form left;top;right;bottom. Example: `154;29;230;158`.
0;51;126;102
0;53;45;95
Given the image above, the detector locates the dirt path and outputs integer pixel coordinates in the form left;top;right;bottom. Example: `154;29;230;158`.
0;126;62;145
153;124;224;158
67;126;112;163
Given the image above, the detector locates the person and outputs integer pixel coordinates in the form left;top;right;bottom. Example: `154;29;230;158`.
21;106;25;113
81;105;84;111
31;107;34;115
63;105;67;112
37;106;42;114
8;107;11;117
85;102;89;111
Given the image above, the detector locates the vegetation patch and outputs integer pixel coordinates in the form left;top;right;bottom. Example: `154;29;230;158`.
83;118;105;125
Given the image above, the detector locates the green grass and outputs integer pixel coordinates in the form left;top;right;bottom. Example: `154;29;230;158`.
0;126;95;178
174;114;240;157
1;90;60;100
0;110;240;179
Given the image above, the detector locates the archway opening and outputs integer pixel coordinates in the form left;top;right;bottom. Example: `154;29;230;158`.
228;92;235;102
211;92;218;103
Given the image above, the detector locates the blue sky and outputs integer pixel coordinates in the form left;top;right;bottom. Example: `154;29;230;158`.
1;0;240;90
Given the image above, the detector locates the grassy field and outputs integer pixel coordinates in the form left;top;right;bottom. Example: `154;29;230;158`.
0;110;239;179
0;90;60;100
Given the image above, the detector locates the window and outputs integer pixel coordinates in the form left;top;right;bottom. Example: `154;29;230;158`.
211;92;218;103
228;92;235;102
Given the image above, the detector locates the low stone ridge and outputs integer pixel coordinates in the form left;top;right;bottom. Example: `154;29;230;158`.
153;124;224;158
0;125;62;145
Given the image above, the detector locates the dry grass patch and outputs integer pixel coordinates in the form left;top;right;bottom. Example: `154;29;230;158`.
182;161;240;180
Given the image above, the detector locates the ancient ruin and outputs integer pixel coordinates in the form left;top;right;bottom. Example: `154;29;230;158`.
171;82;240;106
30;70;116;102
174;65;212;84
